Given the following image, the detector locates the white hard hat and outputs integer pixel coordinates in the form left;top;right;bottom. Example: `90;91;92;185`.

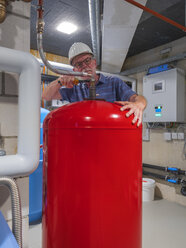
68;42;93;65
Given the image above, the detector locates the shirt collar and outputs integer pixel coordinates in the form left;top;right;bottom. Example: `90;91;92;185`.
97;73;107;84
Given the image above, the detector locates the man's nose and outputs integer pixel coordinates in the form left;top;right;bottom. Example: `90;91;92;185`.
81;62;88;70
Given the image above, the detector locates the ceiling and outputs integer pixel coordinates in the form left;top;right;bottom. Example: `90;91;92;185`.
30;0;185;70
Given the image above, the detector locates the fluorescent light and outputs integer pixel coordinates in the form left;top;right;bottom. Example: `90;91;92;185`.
56;22;77;34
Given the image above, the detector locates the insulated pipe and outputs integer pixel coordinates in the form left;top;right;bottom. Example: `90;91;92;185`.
0;46;40;177
143;170;165;181
143;170;186;184
125;0;186;32
143;163;186;175
143;170;186;196
88;0;101;66
0;177;22;248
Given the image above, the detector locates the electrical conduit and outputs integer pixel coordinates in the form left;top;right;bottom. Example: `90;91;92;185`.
0;177;22;248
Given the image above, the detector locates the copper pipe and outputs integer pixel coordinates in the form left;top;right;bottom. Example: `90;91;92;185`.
0;0;7;23
38;0;43;19
125;0;186;32
36;0;44;33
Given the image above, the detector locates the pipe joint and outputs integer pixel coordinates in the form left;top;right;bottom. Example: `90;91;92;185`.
0;0;7;23
36;18;45;34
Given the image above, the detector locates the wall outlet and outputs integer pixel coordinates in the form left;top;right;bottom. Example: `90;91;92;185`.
164;132;172;141
171;132;177;140
177;132;185;140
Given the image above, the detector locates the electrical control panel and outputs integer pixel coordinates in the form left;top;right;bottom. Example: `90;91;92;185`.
143;68;186;122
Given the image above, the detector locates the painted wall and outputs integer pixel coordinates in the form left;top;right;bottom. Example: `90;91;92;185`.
123;37;186;206
0;2;31;247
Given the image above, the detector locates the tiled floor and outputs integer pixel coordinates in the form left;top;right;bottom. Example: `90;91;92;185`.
29;199;186;248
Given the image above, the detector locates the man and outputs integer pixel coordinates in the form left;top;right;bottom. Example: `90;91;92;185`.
42;42;147;126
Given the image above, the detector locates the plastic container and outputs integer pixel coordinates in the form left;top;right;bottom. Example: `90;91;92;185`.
142;178;156;202
0;211;19;248
29;108;49;223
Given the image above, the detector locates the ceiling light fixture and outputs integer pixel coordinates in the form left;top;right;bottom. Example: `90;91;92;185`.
56;22;77;35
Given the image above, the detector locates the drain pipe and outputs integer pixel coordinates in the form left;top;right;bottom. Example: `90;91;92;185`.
143;163;186;175
88;0;101;66
143;170;186;196
0;46;40;177
0;177;22;248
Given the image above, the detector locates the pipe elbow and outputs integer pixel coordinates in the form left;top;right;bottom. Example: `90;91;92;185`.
21;52;40;72
0;154;39;177
20;155;40;176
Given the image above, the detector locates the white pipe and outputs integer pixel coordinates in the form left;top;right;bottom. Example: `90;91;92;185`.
0;46;40;177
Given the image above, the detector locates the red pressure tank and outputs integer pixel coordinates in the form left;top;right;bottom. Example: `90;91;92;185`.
42;100;142;248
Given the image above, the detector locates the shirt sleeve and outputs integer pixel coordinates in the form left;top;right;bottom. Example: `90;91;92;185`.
115;78;137;101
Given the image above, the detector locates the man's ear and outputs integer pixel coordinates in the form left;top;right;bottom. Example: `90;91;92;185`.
92;58;97;66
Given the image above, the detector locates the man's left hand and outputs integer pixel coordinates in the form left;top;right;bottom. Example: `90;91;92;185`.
115;96;146;127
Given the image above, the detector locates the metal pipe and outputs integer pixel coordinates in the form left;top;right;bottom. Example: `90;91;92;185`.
0;46;40;177
125;0;186;32
120;52;186;76
88;0;101;66
37;34;91;77
0;177;22;248
36;0;92;78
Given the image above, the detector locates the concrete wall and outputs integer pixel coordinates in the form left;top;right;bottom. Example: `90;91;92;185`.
0;2;31;247
123;37;186;206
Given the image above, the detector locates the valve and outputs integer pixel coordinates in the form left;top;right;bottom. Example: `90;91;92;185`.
0;0;7;23
0;0;32;23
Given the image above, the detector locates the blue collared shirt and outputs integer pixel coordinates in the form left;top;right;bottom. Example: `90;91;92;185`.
59;74;136;103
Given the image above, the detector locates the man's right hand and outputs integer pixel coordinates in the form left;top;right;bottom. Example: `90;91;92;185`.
57;75;76;88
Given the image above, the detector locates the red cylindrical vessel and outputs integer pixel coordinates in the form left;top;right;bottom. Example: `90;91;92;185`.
42;100;142;248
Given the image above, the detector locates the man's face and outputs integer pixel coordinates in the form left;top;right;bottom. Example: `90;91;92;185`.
72;53;97;79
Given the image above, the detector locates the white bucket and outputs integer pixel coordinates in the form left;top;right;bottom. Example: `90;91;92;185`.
142;178;156;202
